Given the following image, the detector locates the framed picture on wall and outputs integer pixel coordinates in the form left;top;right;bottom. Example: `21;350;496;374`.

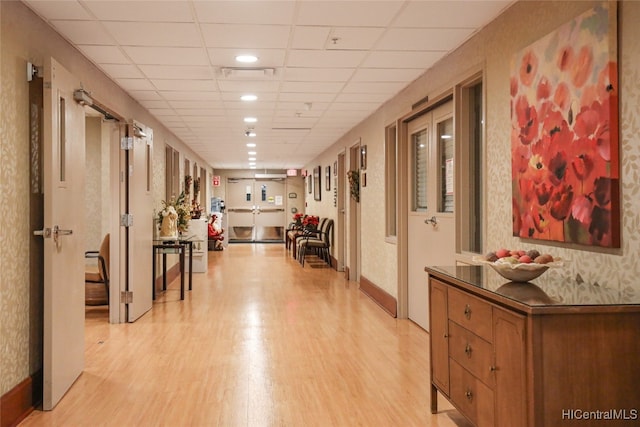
307;175;312;194
314;166;321;201
325;166;331;191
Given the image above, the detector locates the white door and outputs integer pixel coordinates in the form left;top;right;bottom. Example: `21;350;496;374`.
40;58;85;410
407;101;455;331
227;178;285;242
125;122;154;321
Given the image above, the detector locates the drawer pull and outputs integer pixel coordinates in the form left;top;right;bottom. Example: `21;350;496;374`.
443;333;449;339
464;304;472;320
465;389;473;402
490;365;497;372
464;343;473;358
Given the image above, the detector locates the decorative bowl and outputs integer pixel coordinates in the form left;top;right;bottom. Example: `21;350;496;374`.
474;257;564;282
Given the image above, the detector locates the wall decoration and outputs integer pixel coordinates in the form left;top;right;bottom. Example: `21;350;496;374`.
360;145;367;170
325;165;331;191
307;175;312;194
314;165;322;201
288;192;297;199
510;2;619;248
333;160;338;175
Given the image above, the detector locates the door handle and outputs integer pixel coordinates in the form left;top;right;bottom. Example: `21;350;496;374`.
53;225;73;245
425;216;438;226
33;227;52;238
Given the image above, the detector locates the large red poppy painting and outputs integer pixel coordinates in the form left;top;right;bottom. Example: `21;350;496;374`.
510;2;619;248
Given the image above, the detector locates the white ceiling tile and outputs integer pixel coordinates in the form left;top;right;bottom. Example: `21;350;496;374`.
114;78;156;91
326;27;386;50
277;92;337;103
333;92;393;103
377;28;475;51
193;1;295;25
282;67;354;82
138;65;213;80
99;64;145;79
296;2;403;27
49;20;114;45
24;1;92;20
127;90;163;101
102;22;201;47
287;50;367;68
83;1;194;22
393;1;511;29
122;47;210;65
342;81;406;94
138;99;171;109
168;100;224;109
217;81;280;93
201;24;291;49
362;51;444;69
351;68;423;82
174;109;226;117
148;108;176;117
77;45;130;64
152;79;216;91
280;81;345;94
291;26;332;49
160;91;221;101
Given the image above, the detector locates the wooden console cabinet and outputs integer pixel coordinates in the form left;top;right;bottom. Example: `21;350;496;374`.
426;266;640;427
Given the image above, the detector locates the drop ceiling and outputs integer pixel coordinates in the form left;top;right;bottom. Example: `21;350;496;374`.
23;0;513;170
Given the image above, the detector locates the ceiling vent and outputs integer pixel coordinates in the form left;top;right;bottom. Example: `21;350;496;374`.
219;67;276;80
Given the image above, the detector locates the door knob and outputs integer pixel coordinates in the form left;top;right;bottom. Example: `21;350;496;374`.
425;216;438;226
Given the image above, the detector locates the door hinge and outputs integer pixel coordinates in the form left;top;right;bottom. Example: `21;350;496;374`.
120;291;133;304
120;136;133;150
120;213;134;227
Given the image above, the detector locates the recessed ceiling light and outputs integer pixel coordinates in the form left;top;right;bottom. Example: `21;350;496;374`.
249;166;257;169
240;94;257;102
246;143;257;148
248;151;257;155
249;157;256;161
236;55;258;63
244;117;258;123
246;131;256;137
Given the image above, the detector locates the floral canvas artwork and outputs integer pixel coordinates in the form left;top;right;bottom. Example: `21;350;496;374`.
510;2;619;247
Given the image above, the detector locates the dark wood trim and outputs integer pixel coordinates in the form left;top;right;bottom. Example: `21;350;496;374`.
154;262;181;292
1;370;41;427
359;275;398;317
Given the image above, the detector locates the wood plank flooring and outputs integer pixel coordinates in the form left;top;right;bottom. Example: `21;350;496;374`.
21;244;468;427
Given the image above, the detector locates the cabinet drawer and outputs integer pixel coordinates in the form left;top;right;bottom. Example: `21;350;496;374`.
448;321;495;388
450;359;495;427
448;287;493;342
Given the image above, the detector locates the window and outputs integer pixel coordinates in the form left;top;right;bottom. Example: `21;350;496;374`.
412;128;428;211
438;118;454;213
385;123;397;238
458;79;484;254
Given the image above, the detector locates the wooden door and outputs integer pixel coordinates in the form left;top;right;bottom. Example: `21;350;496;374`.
126;122;154;321
407;101;455;331
41;57;85;410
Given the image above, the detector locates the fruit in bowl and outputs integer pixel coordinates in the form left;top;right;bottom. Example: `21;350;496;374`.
474;249;563;282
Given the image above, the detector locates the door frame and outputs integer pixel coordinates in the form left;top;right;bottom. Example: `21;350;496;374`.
348;141;361;282
336;151;346;272
397;92;453;319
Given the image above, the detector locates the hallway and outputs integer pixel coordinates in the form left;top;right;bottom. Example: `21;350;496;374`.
21;244;464;427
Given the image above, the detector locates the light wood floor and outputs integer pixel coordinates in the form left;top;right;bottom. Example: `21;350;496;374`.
22;244;468;427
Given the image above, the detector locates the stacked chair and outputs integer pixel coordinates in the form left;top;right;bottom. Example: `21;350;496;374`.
297;219;334;267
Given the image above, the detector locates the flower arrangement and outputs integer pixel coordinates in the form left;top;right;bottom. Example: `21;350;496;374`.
303;215;319;229
293;212;304;225
347;170;360;202
158;191;190;236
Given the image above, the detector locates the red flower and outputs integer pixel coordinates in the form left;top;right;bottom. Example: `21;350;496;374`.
571;46;594;88
549;184;574;221
514;96;539;145
519;50;538;87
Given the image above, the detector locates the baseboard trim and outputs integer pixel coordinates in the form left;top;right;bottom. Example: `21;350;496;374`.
359;275;398;318
1;370;41;427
